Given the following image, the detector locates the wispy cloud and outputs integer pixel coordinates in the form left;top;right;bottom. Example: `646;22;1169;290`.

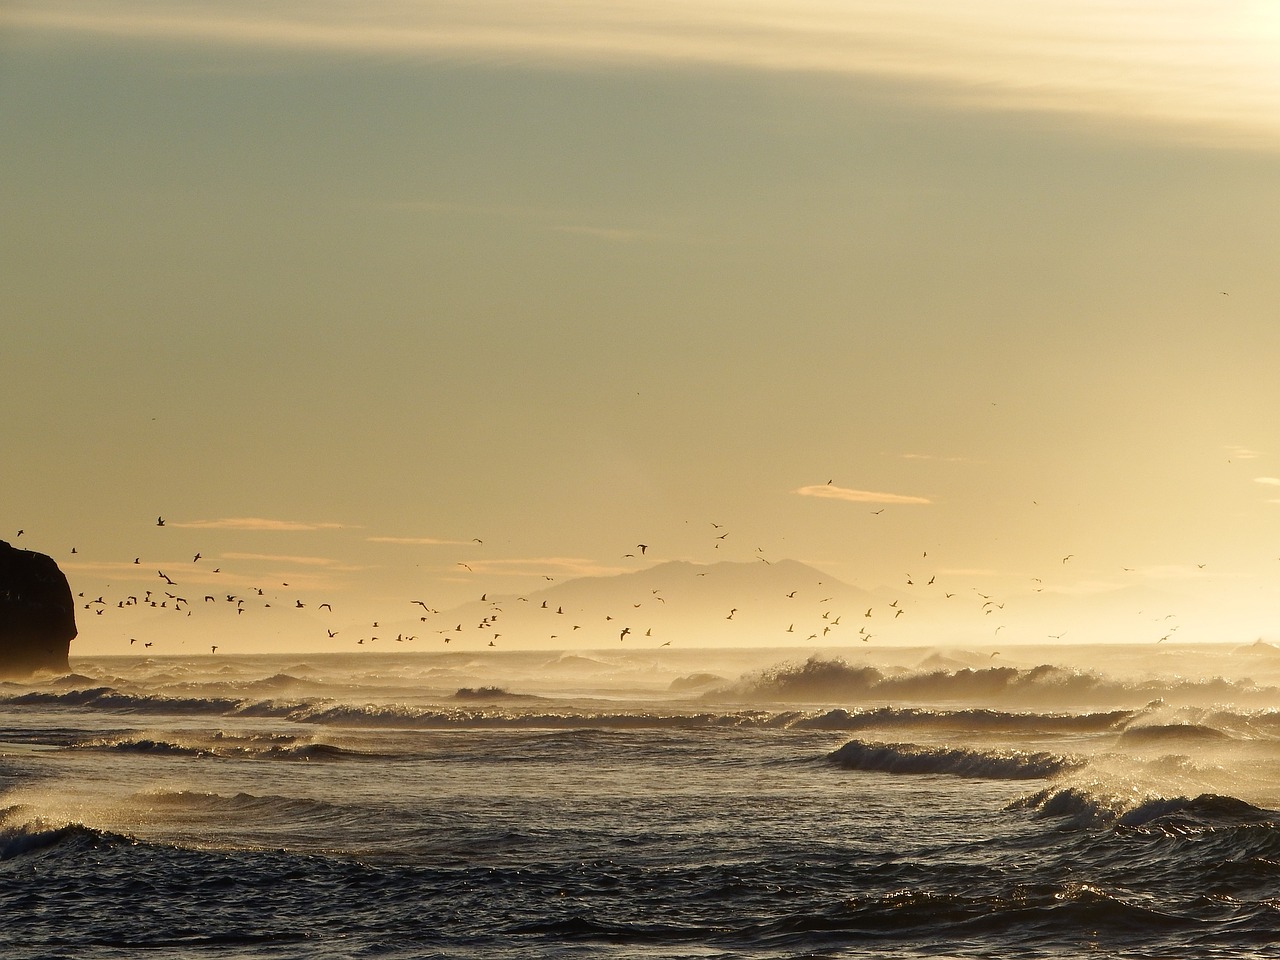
1134;564;1217;581
12;1;1280;147
367;536;473;546
220;552;348;567
1254;477;1280;487
1227;446;1263;460
170;517;346;531
552;224;665;243
454;557;633;578
898;453;977;463
794;484;931;505
379;199;694;245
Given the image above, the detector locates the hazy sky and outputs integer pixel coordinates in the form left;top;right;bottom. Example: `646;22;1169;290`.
4;1;1280;653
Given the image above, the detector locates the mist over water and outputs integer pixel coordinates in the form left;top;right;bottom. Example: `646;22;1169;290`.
3;641;1280;958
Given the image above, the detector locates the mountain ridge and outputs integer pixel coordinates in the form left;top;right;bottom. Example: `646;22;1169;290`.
431;559;876;647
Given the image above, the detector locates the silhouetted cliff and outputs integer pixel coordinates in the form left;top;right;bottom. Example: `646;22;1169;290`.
0;540;74;675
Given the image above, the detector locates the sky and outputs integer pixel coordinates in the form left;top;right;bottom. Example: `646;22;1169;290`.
4;0;1280;655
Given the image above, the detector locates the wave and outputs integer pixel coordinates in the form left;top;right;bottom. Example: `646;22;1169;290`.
138;789;346;820
4;687;246;714
0;684;1161;738
827;738;1085;780
452;686;546;702
1010;786;1277;828
0;805;132;861
293;703;778;730
69;732;387;761
1116;723;1234;744
728;655;1278;708
793;705;1132;733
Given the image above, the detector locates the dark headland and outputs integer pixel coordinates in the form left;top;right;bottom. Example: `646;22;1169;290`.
0;540;75;676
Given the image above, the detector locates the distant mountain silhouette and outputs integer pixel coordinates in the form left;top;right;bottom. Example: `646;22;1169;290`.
439;559;875;647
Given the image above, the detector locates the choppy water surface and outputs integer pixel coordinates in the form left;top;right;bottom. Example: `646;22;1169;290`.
4;642;1280;958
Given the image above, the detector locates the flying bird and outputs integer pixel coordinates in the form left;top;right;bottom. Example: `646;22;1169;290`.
156;516;165;527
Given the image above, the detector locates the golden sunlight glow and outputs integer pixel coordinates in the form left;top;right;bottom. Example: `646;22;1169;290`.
11;0;1280;147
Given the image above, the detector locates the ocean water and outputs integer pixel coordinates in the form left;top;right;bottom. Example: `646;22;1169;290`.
3;642;1280;959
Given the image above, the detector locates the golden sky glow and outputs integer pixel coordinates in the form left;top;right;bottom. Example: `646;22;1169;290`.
3;0;1280;652
10;1;1280;146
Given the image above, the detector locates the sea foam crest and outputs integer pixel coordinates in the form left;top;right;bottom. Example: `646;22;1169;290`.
794;706;1131;733
0;805;126;861
3;687;244;715
1009;787;1276;829
827;738;1085;780
733;655;1280;708
71;732;378;761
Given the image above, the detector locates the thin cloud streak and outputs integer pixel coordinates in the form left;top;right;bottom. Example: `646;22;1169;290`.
12;1;1280;148
794;485;931;505
170;517;346;531
220;552;350;567
367;536;473;546
898;453;979;463
455;557;633;578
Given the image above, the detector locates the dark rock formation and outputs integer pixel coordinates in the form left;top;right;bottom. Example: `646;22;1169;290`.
0;540;74;675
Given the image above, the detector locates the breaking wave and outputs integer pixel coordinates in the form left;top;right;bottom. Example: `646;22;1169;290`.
138;789;346;820
69;732;383;761
827;738;1085;780
1009;786;1277;829
1116;723;1233;744
730;655;1274;708
791;705;1131;733
0;805;133;861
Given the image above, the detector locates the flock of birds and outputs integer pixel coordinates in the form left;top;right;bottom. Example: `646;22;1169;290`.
12;512;1199;653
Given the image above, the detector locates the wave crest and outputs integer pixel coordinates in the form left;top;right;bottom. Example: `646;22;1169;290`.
1009;787;1276;828
730;655;1276;708
827;738;1084;780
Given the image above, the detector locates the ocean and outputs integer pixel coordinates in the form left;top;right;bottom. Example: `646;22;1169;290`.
3;642;1280;959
